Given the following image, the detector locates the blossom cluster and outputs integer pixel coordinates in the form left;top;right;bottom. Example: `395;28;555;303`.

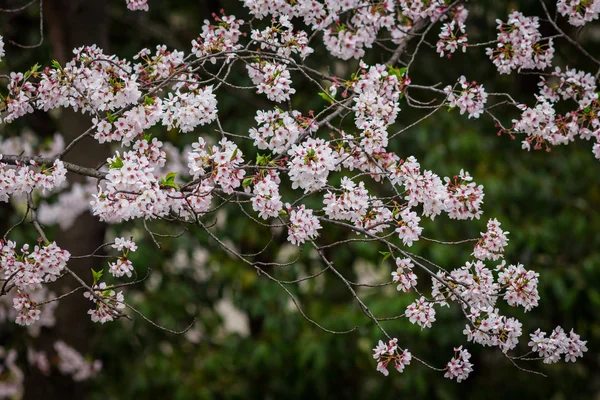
539;67;598;110
372;338;412;376
126;0;149;12
437;20;468;57
287;205;321;245
391;156;447;219
92;151;162;221
352;62;402;154
108;237;138;278
323;177;369;223
497;262;540;311
0;241;68;329
473;218;509;261
444;346;473;383
353;199;394;234
187;137;245;194
391;257;417;292
0;241;70;292
247;62;295;102
1;287;58;335
92;99;162;145
251;16;313;59
250;109;304;154
83;282;126;324
287;138;339;193
463;307;523;353
395;208;423;246
444;170;485;220
405;296;436;329
444;76;488;119
134;45;186;81
251;175;283;219
54;341;102;381
486;11;554;74
557;0;600;26
161;86;218;133
511;67;600;157
36;45;141;117
0;158;67;202
192;14;244;61
529;326;588;363
432;260;498;311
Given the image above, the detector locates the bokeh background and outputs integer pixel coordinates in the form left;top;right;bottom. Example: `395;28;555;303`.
0;0;599;398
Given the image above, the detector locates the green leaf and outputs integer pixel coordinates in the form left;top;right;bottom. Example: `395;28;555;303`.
318;91;335;104
379;251;391;263
91;268;103;284
109;156;124;169
24;63;41;79
165;172;178;182
256;153;272;166
387;66;407;80
160;172;180;189
242;178;253;188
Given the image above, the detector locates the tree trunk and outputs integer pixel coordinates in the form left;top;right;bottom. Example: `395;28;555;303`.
23;1;109;398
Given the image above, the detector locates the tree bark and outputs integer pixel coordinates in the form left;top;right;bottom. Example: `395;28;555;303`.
23;1;109;399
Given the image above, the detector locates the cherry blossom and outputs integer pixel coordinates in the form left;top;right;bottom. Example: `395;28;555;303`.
557;0;600;26
444;76;488;119
529;326;588;363
54;341;102;381
0;241;70;292
372;338;411;376
249;108;313;154
496;262;540;311
192;14;244;62
486;11;554;74
391;257;417;292
0;0;594;386
444;169;484;220
288;138;339;193
323;177;369;223
0;158;67;202
444;346;473;383
405;296;436;329
126;0;149;11
463;307;523;353
113;237;138;252
161;86;218;133
251;16;313;59
247;61;296;102
473;218;509;261
287;204;321;245
83;283;126;324
437;20;468;57
251;175;283;219
395;208;423;246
